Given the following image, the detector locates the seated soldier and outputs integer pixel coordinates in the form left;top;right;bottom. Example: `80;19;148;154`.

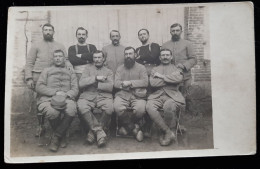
77;50;114;148
146;49;185;146
114;47;148;142
36;49;78;152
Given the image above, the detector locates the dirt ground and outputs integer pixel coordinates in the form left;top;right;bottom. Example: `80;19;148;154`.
10;111;213;157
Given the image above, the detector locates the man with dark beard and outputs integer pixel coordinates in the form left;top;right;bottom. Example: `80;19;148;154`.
102;30;125;74
136;29;161;76
25;23;73;137
146;49;185;146
162;23;197;104
68;27;97;79
114;47;148;142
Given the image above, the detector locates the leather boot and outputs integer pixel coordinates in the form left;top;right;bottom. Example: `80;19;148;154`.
55;114;74;138
48;117;61;131
49;134;61;152
160;129;176;146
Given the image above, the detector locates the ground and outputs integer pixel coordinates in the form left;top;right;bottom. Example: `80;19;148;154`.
10;110;213;157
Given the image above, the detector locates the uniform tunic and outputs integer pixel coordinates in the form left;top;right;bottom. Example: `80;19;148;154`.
114;62;148;119
36;66;78;119
102;44;125;74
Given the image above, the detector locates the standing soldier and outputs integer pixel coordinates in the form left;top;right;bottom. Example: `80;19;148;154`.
68;27;97;79
102;30;125;75
136;29;161;76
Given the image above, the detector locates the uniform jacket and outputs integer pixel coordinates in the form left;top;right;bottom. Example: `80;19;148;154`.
102;44;125;74
79;64;114;100
25;40;69;81
148;64;185;104
114;62;148;100
162;39;197;80
36;66;79;105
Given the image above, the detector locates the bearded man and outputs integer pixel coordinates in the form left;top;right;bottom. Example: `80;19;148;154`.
114;47;148;142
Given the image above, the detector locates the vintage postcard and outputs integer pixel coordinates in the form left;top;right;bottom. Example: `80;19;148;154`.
5;2;256;163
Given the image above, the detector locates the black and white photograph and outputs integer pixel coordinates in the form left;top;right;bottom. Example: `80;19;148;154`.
4;2;256;163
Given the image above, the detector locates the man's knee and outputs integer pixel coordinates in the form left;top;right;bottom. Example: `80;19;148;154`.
104;104;114;115
133;105;146;118
77;99;91;115
146;101;158;116
114;101;126;116
163;100;177;114
38;102;60;120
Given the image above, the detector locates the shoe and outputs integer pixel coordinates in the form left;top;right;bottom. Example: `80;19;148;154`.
132;124;140;136
160;130;176;146
136;130;144;142
86;131;95;145
49;135;61;152
97;137;107;147
35;126;46;137
118;127;128;136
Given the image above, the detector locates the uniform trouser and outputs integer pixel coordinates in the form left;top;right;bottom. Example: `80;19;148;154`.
77;97;114;137
146;94;183;132
38;99;77;137
114;96;146;129
38;99;77;120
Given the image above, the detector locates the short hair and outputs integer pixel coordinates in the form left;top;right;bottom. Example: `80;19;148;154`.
170;23;182;30
160;48;172;56
42;23;54;31
76;27;88;36
138;29;149;36
110;30;121;37
124;46;136;54
93;50;105;58
53;49;65;56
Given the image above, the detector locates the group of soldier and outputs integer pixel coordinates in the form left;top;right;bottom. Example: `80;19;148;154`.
24;22;197;152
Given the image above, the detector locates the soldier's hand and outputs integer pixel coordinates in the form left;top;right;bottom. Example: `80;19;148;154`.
135;54;141;60
96;76;107;82
26;79;34;89
177;63;185;71
122;81;132;87
76;54;82;58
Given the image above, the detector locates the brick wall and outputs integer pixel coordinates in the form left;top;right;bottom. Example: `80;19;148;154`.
184;6;211;82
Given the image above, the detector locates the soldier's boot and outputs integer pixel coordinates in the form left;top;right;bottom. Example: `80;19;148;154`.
151;113;176;146
86;130;95;145
35;115;46;137
49;114;74;152
81;112;106;147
